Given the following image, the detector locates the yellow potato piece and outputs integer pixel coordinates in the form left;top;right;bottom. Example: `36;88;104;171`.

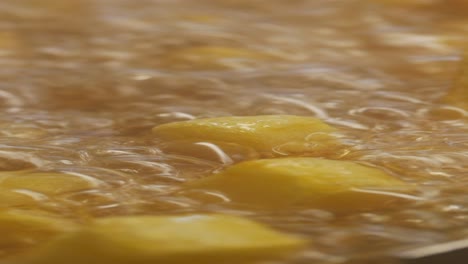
443;53;468;110
186;158;410;211
16;214;305;264
153;115;339;156
0;210;77;252
0;190;37;207
0;171;99;196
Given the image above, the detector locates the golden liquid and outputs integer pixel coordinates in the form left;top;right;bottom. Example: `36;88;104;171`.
0;0;467;263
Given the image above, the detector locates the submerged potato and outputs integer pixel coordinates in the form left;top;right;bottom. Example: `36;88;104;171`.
0;171;99;199
153;115;339;156
0;210;77;252
186;158;410;211
16;214;305;264
0;190;37;207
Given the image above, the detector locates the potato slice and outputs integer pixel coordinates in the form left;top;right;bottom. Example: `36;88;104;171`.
0;210;77;252
443;53;468;110
0;171;100;197
153;115;339;156
0;190;37;207
17;214;305;264
186;158;410;211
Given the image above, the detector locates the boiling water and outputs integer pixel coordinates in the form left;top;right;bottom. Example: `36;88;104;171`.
0;0;467;263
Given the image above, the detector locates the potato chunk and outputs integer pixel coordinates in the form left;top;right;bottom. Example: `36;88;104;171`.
17;214;305;264
0;171;99;195
0;171;99;206
0;190;37;207
153;115;339;157
186;158;410;211
0;210;77;253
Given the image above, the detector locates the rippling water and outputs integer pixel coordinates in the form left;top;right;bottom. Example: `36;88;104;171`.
0;0;468;263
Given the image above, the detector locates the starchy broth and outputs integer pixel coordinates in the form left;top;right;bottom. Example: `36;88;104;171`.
0;0;468;263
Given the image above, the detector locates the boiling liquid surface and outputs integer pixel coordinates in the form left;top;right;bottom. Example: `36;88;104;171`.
0;0;468;263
